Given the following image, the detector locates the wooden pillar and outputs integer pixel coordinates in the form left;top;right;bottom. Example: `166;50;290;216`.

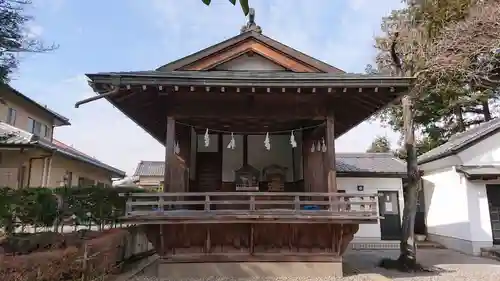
163;117;176;192
326;116;337;192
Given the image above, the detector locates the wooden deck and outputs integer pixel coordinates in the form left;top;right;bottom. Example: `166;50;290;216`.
121;192;380;224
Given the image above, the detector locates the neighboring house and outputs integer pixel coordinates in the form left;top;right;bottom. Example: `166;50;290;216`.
419;117;500;255
134;153;407;246
133;161;165;190
0;84;125;188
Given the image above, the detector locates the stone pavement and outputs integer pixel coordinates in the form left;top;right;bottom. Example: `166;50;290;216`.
125;248;500;280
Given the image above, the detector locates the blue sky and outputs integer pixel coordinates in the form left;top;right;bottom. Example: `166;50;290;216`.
11;0;405;175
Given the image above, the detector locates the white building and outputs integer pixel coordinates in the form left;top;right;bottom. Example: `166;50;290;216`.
420;118;500;255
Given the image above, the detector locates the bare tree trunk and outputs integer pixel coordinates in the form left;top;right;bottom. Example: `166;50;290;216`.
398;95;420;268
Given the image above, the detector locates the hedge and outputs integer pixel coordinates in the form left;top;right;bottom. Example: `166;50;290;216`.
0;186;145;235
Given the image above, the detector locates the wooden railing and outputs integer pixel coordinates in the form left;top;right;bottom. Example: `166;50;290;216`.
120;192;380;222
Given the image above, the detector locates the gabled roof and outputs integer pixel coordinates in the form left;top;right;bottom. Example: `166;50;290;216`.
134;153;406;178
1;84;71;126
456;165;500;180
88;70;411;87
156;31;344;73
0;122;125;177
134;160;165;177
418;118;500;165
336;153;406;176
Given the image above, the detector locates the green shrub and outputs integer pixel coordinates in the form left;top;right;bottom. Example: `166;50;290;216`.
0;186;144;233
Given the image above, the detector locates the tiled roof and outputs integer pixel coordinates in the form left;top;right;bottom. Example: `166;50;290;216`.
87;70;413;87
134;153;406;177
0;122;35;145
0;122;125;177
134;161;165;176
456;165;500;178
51;139;125;177
418;118;500;164
336;153;406;174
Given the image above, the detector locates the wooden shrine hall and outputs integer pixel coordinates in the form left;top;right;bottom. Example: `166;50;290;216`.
76;10;412;272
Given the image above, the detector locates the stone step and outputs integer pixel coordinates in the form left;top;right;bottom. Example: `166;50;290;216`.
481;247;500;261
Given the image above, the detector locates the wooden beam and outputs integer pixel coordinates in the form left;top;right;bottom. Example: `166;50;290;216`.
164;117;176;192
182;39;321;72
167;103;326;119
243;135;248;165
326;116;336;192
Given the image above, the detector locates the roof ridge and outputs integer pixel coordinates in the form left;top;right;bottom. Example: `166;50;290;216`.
155;31;343;73
52;138;95;158
448;117;500;142
418;117;500;164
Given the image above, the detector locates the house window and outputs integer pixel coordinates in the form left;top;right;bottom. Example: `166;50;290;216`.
64;171;73;187
78;177;94;188
6;108;16;125
40;124;50;138
27;117;42;136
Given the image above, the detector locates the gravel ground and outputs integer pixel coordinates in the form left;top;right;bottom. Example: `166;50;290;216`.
128;249;500;281
344;249;500;281
129;277;379;281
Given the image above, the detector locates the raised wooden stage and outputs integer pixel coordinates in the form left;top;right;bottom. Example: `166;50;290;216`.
121;192;379;262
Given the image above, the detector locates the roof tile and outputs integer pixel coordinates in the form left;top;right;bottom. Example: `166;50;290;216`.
418;118;500;164
0;121;125;177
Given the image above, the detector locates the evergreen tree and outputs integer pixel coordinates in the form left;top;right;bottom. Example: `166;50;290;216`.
0;0;56;84
366;136;392;153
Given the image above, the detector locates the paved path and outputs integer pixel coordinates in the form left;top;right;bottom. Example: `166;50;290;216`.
128;249;500;281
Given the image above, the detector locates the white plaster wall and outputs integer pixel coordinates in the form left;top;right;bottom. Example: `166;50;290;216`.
337;177;404;241
214;54;285;71
423;168;470;240
422;167;495;254
465;180;493;244
458;131;500;165
419;154;461;172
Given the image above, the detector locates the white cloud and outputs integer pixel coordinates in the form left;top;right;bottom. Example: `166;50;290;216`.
46;0;406;175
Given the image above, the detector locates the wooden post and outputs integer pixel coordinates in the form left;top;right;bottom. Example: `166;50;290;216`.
81;243;89;281
163;117;176;192
205;227;211;253
326;116;337;192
